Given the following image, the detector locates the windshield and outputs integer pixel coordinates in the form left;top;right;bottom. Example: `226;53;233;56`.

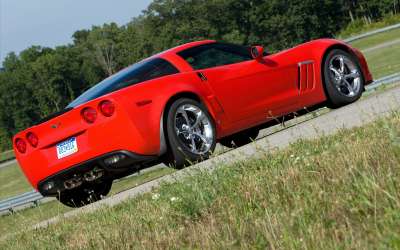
67;58;179;108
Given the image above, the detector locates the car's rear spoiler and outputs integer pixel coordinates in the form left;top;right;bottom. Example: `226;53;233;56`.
34;107;74;126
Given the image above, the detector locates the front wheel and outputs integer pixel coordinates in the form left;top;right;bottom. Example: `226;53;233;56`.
57;180;112;208
323;49;365;108
165;98;216;169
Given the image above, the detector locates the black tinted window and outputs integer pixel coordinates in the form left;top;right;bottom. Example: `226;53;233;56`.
178;43;252;70
67;58;179;108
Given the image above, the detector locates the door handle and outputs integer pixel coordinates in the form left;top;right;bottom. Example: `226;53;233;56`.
197;72;208;82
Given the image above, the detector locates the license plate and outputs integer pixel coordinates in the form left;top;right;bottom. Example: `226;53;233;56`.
56;137;78;159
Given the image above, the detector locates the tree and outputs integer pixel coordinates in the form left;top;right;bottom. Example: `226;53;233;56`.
0;0;398;151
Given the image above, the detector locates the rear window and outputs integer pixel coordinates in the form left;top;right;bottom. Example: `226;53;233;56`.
67;58;179;108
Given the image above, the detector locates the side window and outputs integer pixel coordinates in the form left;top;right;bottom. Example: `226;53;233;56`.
142;59;180;81
113;58;179;91
178;43;253;70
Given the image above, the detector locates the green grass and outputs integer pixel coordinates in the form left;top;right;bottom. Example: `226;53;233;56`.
338;14;400;39
0;150;15;163
1;112;399;249
0;163;32;200
109;167;175;196
0;166;175;237
362;42;400;79
346;27;400;79
350;27;400;51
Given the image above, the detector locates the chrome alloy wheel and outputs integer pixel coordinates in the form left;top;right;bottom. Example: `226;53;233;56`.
174;104;214;155
329;55;362;98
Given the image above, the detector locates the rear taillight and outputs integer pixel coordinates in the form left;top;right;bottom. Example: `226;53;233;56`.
81;107;97;124
26;132;39;147
15;138;27;153
99;100;115;117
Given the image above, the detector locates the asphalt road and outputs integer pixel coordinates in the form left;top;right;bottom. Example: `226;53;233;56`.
34;85;400;229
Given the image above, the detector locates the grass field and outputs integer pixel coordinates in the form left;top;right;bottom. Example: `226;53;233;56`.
349;27;400;79
1;112;399;249
0;163;32;200
362;42;400;79
350;28;400;50
0;166;175;236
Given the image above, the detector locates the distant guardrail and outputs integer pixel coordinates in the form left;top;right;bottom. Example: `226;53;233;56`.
366;73;400;91
343;23;400;43
0;73;399;215
0;191;44;214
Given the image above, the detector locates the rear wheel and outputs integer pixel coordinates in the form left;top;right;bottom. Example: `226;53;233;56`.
164;98;216;169
323;49;365;108
220;128;259;148
57;180;112;208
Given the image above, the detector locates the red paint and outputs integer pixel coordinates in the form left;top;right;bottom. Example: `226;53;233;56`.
136;100;153;107
13;39;373;190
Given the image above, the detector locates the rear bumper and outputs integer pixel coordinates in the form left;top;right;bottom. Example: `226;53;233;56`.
14;98;163;190
37;150;157;196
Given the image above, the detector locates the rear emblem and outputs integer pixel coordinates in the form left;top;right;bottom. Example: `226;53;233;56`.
51;123;61;129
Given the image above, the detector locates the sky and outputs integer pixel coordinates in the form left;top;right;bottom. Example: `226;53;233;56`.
0;0;152;65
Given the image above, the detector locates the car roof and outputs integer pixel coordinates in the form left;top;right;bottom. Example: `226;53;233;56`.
153;40;216;58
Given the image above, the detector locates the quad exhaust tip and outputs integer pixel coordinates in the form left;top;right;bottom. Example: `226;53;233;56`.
83;168;104;182
63;168;105;190
64;176;83;190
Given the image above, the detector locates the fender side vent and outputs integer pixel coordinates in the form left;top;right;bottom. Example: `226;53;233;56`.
298;60;315;92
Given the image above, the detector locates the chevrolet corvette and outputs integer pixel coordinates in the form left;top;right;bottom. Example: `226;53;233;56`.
13;39;373;207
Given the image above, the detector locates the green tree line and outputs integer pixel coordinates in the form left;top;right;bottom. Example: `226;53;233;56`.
0;0;399;150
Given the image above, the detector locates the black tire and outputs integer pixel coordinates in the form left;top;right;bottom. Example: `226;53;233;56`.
57;180;112;208
220;128;259;148
165;98;216;169
323;49;365;109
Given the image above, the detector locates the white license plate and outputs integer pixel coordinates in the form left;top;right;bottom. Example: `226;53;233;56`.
56;137;78;159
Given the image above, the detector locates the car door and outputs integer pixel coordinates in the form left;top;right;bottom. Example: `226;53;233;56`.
178;43;299;124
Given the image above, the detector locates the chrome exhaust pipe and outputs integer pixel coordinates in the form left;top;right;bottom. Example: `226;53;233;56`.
64;176;83;190
83;168;104;182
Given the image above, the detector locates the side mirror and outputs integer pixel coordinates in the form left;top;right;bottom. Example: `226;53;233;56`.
251;46;264;61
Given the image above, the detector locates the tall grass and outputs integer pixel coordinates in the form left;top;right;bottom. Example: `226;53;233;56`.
1;113;400;249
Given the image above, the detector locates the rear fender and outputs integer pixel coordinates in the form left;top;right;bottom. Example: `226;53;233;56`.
158;84;225;155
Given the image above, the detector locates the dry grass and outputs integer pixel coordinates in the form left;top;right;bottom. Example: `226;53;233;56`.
1;112;399;249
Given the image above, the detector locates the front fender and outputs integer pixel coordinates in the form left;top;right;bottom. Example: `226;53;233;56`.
297;39;373;84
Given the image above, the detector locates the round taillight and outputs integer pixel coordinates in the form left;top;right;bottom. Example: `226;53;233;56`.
81;107;97;124
26;132;39;147
15;138;27;154
99;100;115;117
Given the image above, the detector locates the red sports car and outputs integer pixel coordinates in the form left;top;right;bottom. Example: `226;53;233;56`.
13;39;373;207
